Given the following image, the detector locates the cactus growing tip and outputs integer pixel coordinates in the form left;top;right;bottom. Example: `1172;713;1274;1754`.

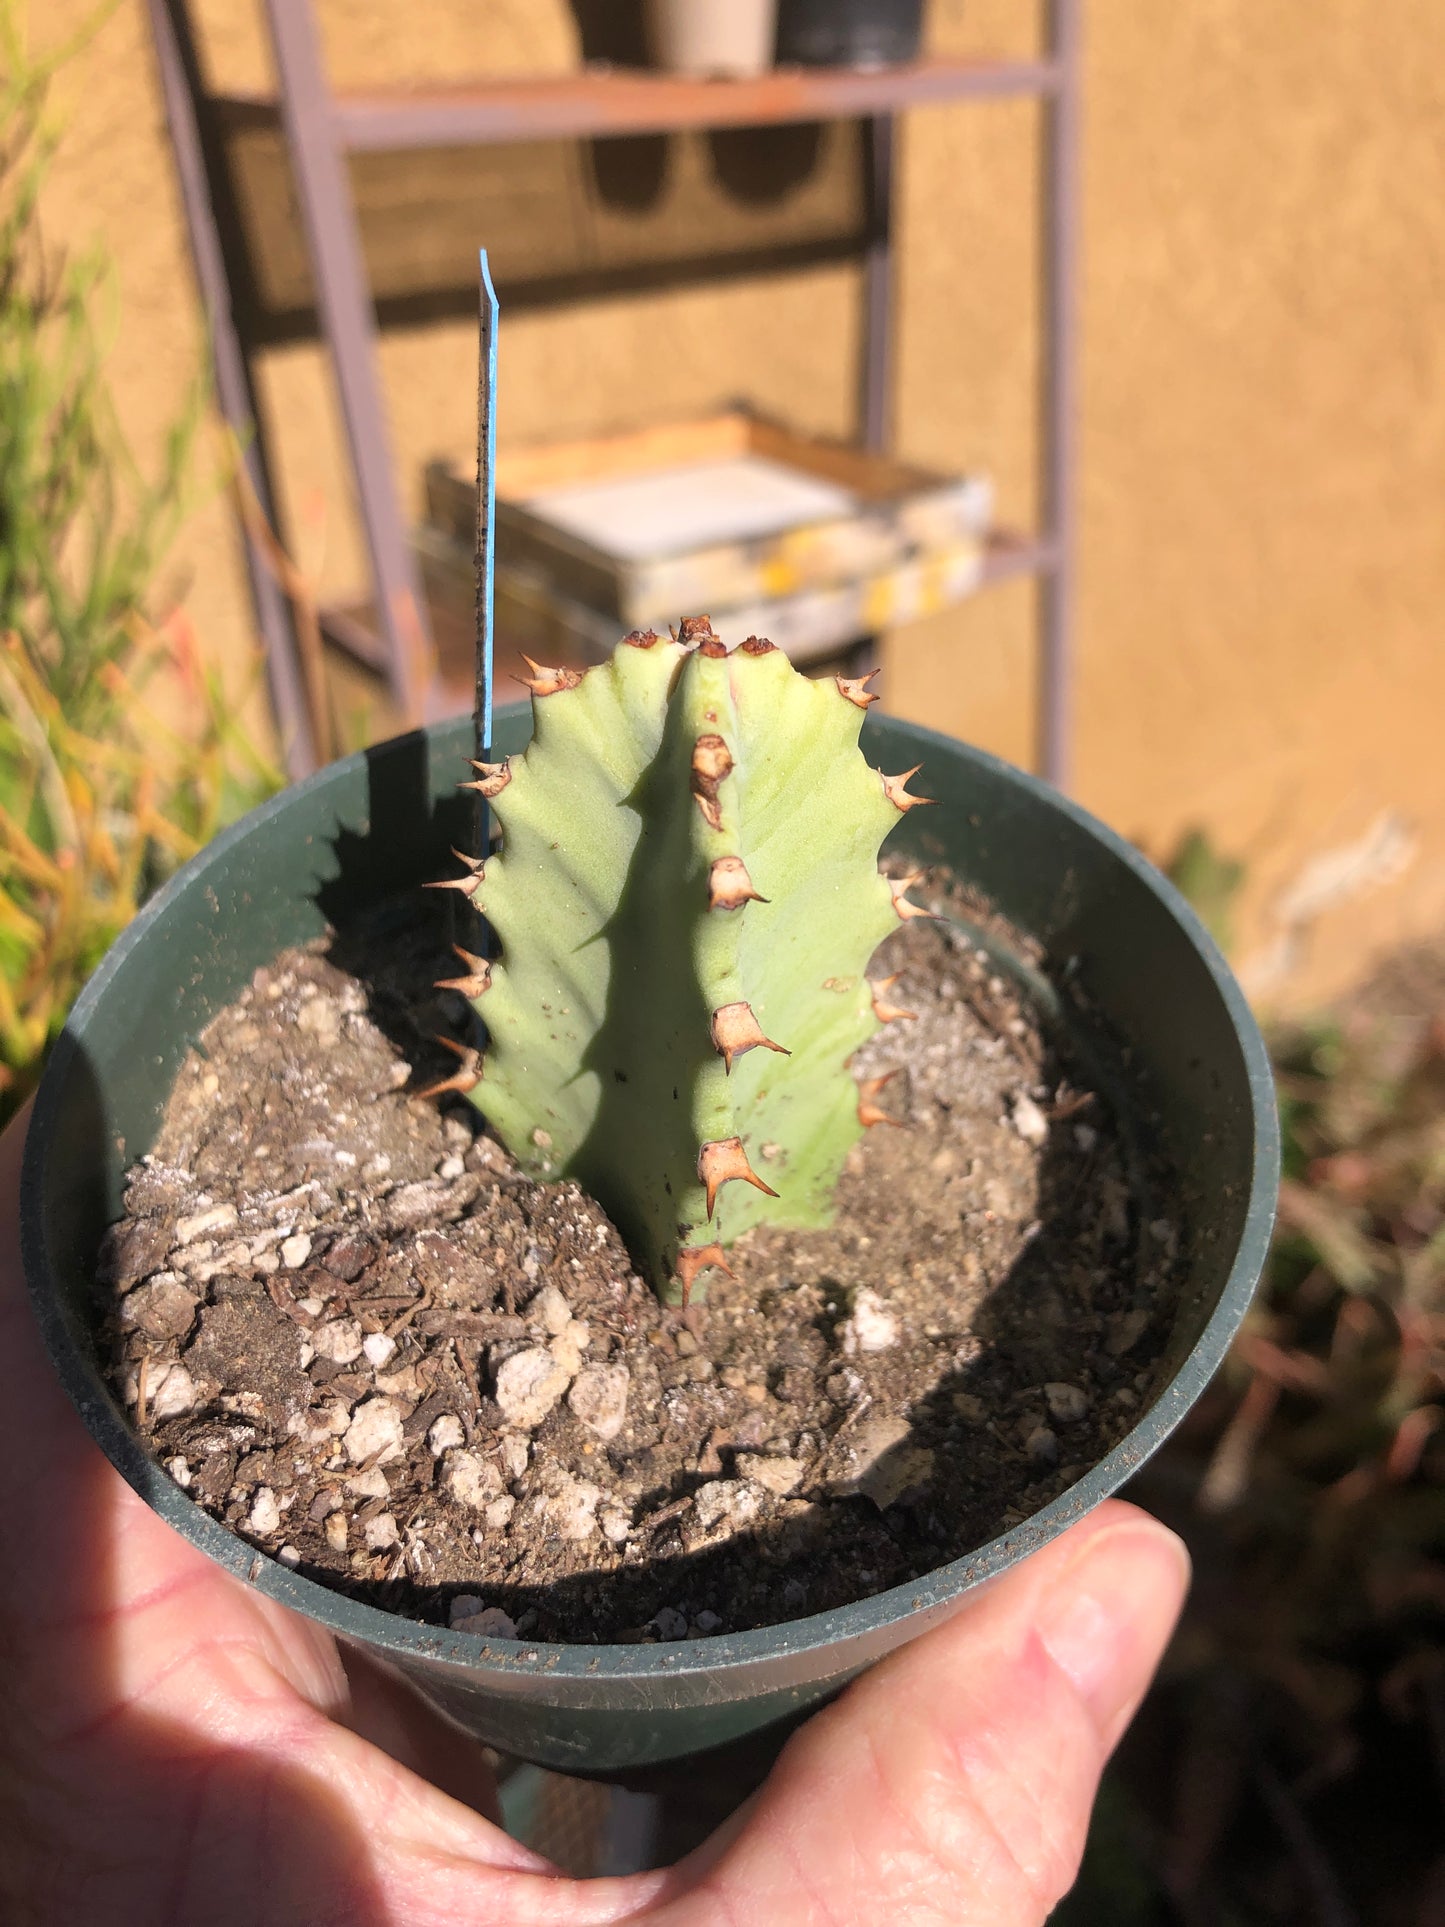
517;656;583;696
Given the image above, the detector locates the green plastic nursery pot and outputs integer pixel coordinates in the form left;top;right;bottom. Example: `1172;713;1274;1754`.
22;708;1278;1774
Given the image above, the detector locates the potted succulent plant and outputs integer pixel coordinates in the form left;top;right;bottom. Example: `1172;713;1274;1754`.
21;619;1278;1774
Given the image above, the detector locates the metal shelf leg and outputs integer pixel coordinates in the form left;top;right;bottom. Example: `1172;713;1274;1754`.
146;0;317;779
263;0;435;727
1039;0;1082;791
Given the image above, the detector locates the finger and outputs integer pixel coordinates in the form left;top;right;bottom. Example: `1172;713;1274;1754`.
335;1644;505;1824
655;1501;1189;1927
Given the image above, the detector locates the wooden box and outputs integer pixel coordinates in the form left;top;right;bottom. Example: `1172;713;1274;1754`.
423;409;992;635
416;521;989;670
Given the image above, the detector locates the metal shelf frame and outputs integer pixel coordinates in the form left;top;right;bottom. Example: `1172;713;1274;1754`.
214;53;1064;149
147;2;1081;785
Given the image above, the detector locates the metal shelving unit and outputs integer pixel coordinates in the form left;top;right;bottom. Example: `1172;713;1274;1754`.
147;1;1080;784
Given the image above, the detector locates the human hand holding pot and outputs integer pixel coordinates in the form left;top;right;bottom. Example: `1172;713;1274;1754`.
0;1110;1188;1925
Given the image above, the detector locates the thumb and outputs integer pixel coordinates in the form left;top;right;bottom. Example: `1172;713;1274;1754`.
672;1500;1188;1927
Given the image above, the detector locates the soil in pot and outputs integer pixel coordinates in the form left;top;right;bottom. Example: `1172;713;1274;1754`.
95;878;1181;1645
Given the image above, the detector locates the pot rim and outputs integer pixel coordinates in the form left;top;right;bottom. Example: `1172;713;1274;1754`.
22;713;1279;1685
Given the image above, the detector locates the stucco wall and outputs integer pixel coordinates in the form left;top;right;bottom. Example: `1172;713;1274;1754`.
34;0;1445;1009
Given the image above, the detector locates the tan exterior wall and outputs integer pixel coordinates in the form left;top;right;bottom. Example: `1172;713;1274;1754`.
33;0;1445;1012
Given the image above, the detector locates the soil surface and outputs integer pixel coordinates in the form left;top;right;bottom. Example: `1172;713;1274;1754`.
98;889;1178;1644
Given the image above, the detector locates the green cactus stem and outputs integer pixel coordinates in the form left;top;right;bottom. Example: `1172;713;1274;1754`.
432;620;932;1302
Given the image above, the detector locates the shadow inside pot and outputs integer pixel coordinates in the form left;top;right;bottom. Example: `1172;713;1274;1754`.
315;726;492;1096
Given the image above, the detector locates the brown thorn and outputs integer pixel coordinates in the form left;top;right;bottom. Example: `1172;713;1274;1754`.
460;758;511;799
880;764;936;813
857;1069;904;1129
697;1136;779;1220
739;635;775;655
415;1034;483;1100
423;847;484;898
679;614;728;658
888;873;938;923
516;656;583;697
674;1243;734;1304
622;628;661;649
871;973;917;1022
691;733;733;833
708;854;767;911
435;945;493;998
710;1001;790;1073
836;668;881;709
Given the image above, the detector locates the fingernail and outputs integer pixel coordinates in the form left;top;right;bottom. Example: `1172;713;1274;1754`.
1034;1520;1191;1746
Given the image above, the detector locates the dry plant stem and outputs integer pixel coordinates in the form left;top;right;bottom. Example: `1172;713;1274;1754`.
1125;986;1445;1919
1197;1371;1280;1514
1254;1762;1359;1927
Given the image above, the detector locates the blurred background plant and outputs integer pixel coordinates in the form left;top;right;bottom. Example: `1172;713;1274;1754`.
0;0;202;720
0;616;280;1125
1062;940;1445;1924
1164;827;1249;960
0;0;282;1124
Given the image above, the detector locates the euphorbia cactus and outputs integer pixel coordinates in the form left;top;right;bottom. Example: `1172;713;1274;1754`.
430;619;931;1302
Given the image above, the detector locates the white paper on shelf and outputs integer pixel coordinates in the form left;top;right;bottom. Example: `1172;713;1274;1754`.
520;454;859;560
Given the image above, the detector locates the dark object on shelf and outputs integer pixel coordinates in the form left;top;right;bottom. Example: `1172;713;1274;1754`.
776;0;925;70
22;704;1277;1775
